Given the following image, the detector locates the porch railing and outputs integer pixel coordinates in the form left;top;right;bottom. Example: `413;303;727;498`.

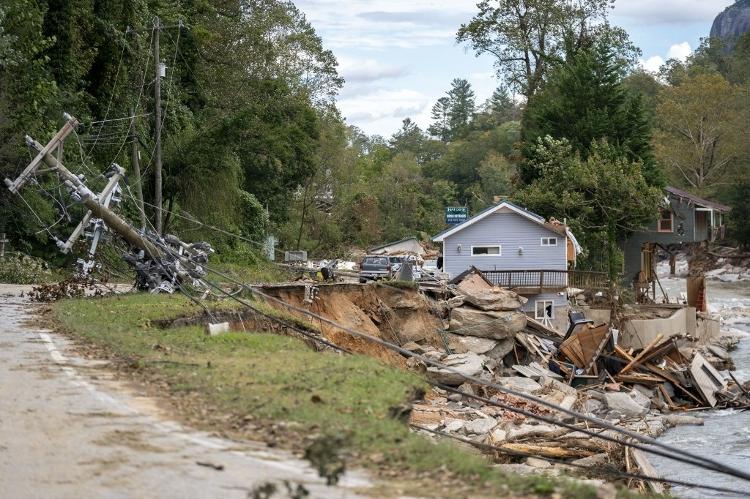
480;269;610;292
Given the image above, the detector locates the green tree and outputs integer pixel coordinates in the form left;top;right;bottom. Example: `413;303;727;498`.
447;78;476;138
389;118;426;159
427;97;451;141
516;137;661;277
654;73;747;196
521;39;661;186
457;0;635;97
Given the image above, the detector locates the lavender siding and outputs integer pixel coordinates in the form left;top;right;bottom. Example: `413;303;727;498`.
521;292;568;315
442;210;567;279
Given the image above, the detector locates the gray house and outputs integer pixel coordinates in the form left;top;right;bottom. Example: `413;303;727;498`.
433;202;582;331
623;186;731;287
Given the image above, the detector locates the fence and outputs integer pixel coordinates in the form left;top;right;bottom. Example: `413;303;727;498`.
480;269;610;292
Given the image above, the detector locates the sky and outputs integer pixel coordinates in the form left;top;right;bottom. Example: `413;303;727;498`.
294;0;735;137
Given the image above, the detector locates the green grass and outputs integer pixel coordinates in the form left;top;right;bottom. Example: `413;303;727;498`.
53;292;598;498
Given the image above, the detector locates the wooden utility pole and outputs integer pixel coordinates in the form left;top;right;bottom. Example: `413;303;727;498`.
153;16;163;234
129;109;146;230
0;233;8;258
24;132;163;259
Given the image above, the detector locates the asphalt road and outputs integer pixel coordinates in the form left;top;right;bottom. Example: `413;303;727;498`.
0;285;368;498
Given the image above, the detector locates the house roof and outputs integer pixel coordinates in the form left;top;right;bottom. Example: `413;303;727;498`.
666;186;731;213
432;201;572;243
368;237;420;252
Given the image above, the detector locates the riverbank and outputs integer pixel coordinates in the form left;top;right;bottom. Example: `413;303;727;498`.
649;276;750;497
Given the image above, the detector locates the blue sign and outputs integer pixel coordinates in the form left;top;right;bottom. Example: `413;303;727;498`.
445;207;468;225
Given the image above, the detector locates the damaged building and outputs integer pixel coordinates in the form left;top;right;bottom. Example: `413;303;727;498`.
431;201;593;331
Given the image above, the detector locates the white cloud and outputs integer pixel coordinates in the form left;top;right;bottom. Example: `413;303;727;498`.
640;55;665;73
613;0;734;25
338;57;410;83
667;42;692;61
338;88;431;124
295;0;477;48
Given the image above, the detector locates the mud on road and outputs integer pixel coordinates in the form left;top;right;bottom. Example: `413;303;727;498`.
0;285;369;498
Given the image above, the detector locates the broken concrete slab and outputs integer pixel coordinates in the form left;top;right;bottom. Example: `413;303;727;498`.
449;307;527;339
426;352;485;386
464;418;498;435
443;333;498;355
497;376;542;394
462;287;527;312
604;392;649;418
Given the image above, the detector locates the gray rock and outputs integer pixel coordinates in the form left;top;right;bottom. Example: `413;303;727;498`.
447;296;465;309
711;0;750;52
506;423;557;441
584;398;604;415
426;352;485;385
449;307;527;339
489;428;507;444
444;333;498;355
464;417;498;435
538;376;578;396
664;415;704;427
498;376;542;394
632;384;655;400
629;388;652;411
525;457;552;469
571;453;609;467
605;392;649;418
485;338;515;360
443;419;465;433
462;287;526;311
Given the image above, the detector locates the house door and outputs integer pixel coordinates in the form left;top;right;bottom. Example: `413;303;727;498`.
695;211;708;241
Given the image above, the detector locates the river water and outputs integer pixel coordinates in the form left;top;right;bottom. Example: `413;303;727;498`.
648;277;750;498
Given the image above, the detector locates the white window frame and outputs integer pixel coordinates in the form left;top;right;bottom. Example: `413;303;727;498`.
535;300;555;320
541;237;558;247
471;245;502;256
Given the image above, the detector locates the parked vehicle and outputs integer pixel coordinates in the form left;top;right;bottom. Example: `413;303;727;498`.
359;256;392;283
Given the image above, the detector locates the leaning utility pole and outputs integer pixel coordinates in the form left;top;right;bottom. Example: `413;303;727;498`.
129;108;146;230
153;15;163;235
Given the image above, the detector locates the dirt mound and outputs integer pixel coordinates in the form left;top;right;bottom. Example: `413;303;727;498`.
260;284;445;366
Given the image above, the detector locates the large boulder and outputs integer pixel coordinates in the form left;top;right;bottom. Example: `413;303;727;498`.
462;287;527;311
449;307;527;339
426;352;485;385
604;392;649;418
444;333;498;355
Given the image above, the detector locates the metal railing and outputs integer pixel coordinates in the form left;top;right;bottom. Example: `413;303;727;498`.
480;269;609;292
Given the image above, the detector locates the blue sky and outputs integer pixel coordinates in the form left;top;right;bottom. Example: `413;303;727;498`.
294;0;734;137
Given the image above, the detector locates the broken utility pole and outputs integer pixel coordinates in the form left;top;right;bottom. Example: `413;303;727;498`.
153;15;164;235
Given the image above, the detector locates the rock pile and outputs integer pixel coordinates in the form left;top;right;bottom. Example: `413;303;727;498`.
419;273;528;386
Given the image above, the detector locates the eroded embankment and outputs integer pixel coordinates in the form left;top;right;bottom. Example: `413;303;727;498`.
258;283;446;367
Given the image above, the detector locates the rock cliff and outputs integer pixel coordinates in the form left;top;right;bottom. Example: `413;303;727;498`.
711;0;750;51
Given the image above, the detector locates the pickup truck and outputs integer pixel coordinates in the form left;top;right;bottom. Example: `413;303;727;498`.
359;256;392;283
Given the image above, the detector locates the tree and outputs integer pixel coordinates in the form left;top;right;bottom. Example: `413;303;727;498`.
521;39;661;186
428;97;451;141
654;73;747;196
427;79;476;142
447;78;476;137
457;0;632;97
516;137;661;277
389;118;426;158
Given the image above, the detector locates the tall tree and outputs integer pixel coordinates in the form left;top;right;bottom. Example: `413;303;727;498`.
427;97;451;141
447;78;476;137
654;73;747;196
521;38;661;185
516;137;661;276
389;118;426;158
457;0;632;97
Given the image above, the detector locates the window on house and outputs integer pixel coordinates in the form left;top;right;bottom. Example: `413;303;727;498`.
535;300;554;320
541;237;558;246
658;208;674;233
472;245;501;256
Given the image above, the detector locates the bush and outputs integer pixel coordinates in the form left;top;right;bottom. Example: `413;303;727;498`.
0;254;56;284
